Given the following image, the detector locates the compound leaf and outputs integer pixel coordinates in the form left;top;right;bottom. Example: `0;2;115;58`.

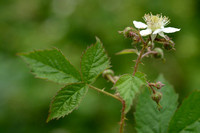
81;37;110;84
47;83;88;122
114;72;146;113
135;75;178;133
168;91;200;133
20;49;81;84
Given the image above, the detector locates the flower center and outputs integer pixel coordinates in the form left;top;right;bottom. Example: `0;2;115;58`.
143;13;170;31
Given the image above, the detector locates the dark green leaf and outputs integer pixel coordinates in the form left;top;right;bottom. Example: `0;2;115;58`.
114;72;146;113
47;83;88;122
168;91;200;133
81;37;110;84
135;75;178;133
20;49;81;84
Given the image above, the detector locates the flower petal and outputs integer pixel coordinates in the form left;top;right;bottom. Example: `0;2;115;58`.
162;27;180;33
140;29;152;36
133;21;147;29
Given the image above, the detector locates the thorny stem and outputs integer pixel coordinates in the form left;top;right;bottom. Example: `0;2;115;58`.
87;84;126;133
133;46;146;76
87;84;122;102
133;36;150;76
119;100;126;133
89;35;151;133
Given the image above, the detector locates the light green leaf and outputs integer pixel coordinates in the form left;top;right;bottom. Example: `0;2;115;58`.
20;49;81;84
47;83;88;122
135;75;178;133
168;91;200;133
114;72;146;113
81;37;110;84
116;49;139;55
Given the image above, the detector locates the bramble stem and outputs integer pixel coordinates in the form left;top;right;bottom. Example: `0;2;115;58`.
119;100;126;133
133;36;150;76
133;46;146;76
87;84;126;133
87;84;122;102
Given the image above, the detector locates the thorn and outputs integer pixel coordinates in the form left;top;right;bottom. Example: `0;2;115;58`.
115;93;120;97
140;62;145;65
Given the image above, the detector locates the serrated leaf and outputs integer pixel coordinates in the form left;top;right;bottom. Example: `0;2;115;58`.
114;72;146;113
116;49;139;55
81;37;110;84
20;49;81;84
135;75;178;133
47;83;88;122
168;91;200;133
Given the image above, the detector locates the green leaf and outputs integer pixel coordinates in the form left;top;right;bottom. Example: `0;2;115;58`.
168;91;200;133
19;49;81;84
135;75;178;133
116;49;139;55
81;37;110;84
114;72;146;113
47;83;88;122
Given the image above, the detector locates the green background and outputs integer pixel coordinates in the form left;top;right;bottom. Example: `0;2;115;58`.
0;0;199;133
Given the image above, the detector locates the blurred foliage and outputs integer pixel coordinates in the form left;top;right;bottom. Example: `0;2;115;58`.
0;0;200;132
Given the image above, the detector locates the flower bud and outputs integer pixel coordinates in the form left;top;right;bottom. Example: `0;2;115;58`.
163;40;175;50
155;81;165;89
102;69;114;78
153;48;164;59
119;27;139;40
151;91;162;104
124;27;133;37
163;43;172;50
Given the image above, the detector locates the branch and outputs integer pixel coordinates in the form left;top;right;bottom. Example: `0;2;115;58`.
87;84;122;102
133;36;150;76
87;84;126;133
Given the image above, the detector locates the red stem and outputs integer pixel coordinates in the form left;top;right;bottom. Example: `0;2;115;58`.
119;100;126;133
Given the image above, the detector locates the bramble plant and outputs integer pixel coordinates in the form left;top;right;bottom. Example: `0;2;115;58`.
19;13;200;133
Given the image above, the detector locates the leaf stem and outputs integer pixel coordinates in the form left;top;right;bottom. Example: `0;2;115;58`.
87;84;122;102
87;84;126;133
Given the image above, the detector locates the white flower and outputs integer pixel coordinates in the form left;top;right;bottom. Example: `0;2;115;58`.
133;13;180;41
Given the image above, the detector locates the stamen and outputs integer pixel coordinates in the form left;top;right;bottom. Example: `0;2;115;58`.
143;13;170;31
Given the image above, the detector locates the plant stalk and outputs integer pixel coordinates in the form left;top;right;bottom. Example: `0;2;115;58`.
133;36;150;76
119;100;126;133
87;84;122;102
87;84;126;133
133;46;146;76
